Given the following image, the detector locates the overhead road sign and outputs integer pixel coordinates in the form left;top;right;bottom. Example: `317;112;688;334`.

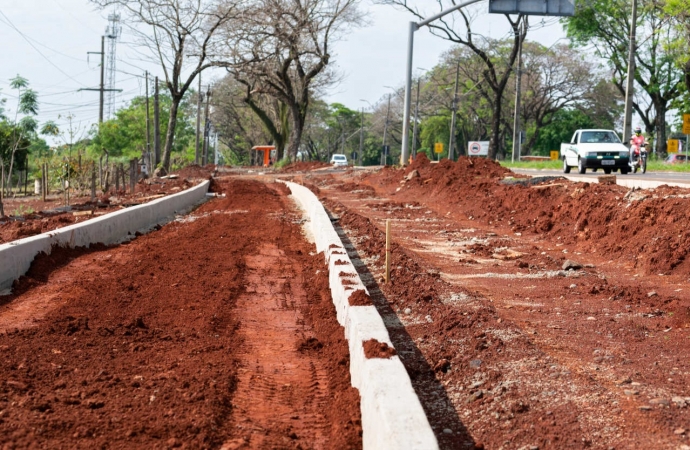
489;0;575;15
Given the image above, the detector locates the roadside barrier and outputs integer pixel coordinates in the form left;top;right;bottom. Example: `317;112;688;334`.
0;180;210;291
284;181;438;450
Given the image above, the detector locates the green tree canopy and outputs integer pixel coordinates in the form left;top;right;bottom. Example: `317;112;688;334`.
90;93;195;162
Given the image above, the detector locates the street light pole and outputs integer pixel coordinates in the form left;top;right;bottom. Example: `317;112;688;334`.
359;107;364;166
382;94;392;165
448;60;460;161
622;0;638;146
400;0;484;166
412;77;421;160
511;22;525;163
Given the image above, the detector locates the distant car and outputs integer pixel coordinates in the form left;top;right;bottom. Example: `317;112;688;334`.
665;154;688;164
330;154;348;167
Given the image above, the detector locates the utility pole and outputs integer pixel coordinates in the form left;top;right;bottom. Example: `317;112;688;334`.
202;85;211;165
359;108;364;166
382;94;391;165
81;36;122;124
214;131;219;165
412;78;421;160
145;71;151;171
195;76;202;165
153;76;161;169
622;0;638;146
512;23;526;163
448;61;460;161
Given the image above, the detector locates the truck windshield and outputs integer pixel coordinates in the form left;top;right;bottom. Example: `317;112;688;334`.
580;131;621;144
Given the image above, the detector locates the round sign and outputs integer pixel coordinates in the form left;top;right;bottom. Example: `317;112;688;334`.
469;142;481;154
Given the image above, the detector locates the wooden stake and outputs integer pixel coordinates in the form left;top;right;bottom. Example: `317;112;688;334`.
41;163;46;202
385;219;391;283
91;163;96;202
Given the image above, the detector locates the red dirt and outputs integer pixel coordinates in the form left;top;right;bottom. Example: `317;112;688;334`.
278;161;332;173
0;177;360;449
362;339;397;359
0;166;213;245
305;156;690;449
348;290;373;306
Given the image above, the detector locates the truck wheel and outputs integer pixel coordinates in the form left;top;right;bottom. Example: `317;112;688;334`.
621;166;629;175
578;157;586;174
563;158;571;174
604;168;612;174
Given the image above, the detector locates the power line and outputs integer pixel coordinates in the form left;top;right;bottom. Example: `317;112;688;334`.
50;0;101;34
0;9;88;87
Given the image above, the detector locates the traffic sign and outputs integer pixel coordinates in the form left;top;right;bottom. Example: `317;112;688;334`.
550;151;559;160
434;142;444;154
683;114;690;134
467;141;489;156
668;139;679;153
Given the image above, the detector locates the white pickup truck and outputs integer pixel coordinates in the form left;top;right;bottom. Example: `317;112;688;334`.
561;129;630;174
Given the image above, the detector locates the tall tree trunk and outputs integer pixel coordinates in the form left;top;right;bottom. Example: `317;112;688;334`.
287;105;306;160
489;98;503;160
160;96;181;174
654;99;667;155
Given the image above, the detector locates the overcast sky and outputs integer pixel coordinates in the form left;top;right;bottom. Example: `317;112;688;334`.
0;0;565;145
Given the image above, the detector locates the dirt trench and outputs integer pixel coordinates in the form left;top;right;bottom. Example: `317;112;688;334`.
0;178;361;449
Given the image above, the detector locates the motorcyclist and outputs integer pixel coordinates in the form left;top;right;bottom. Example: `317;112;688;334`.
630;127;646;164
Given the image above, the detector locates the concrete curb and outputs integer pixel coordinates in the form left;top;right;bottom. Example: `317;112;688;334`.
0;180;210;291
284;181;438;450
512;169;690;189
563;175;689;189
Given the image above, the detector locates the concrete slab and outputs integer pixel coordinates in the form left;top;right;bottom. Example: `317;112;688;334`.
0;180;210;291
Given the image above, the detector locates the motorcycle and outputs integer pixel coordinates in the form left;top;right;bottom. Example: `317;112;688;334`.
629;142;648;174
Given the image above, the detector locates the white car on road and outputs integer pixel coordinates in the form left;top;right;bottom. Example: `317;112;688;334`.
561;129;630;174
330;154;348;167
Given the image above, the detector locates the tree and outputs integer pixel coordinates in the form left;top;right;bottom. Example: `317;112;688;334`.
565;0;684;154
210;76;274;164
92;0;238;174
91;94;195;163
517;42;605;155
225;0;362;160
664;0;690;93
378;0;526;159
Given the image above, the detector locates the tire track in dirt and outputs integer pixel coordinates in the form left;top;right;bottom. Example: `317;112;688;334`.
221;244;332;449
0;178;361;449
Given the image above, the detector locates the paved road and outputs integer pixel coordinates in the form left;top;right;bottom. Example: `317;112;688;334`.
513;168;690;188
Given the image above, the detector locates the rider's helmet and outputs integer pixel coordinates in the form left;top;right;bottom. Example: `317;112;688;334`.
634;127;642;135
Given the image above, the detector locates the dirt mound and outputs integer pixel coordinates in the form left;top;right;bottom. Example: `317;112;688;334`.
173;164;215;179
279;161;332;173
364;157;690;276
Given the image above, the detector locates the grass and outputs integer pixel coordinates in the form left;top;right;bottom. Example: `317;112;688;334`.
501;159;690;172
10;205;35;216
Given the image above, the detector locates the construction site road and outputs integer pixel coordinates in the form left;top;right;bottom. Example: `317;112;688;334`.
0;177;362;450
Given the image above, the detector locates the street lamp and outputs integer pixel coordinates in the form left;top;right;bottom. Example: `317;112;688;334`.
400;0;485;166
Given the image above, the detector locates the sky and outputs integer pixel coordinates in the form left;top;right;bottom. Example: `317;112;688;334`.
0;0;566;145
